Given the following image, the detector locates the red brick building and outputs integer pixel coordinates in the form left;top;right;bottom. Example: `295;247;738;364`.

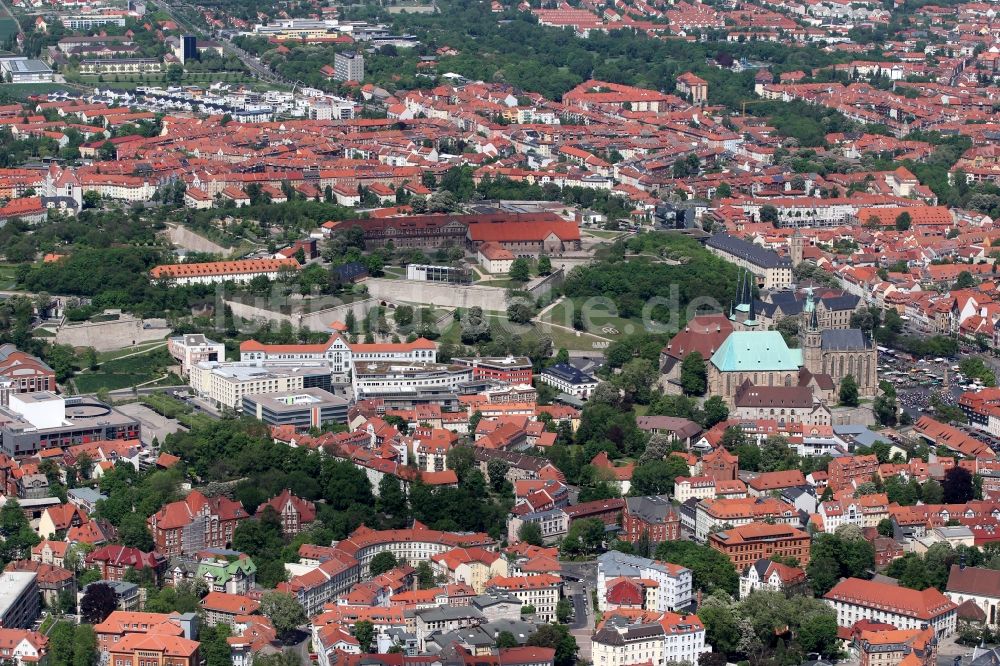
621;496;681;544
701;447;738;482
708;522;811;569
147;491;248;556
85;545;167;583
564;498;625;528
828;454;879;492
0;345;56;395
258;489;316;537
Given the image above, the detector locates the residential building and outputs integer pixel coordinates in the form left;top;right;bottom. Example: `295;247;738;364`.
196;555;257;595
431;548;508;594
85;545;167;583
596;551;693;612
334;51;364;82
708;522;811;569
0;629;47;666
485;574;561;622
199;592;260;627
855;627;937;666
828;454;880;491
592;612;710;666
738;559;808;599
824;578;957;636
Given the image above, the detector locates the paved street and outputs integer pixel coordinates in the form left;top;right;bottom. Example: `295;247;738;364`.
561;561;597;662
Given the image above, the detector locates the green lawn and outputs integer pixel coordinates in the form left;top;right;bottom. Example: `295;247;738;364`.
74;346;175;393
0;83;74;100
0;263;18;289
539;297;643;340
96;341;166;363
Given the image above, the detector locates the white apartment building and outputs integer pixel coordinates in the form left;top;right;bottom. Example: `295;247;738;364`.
673;477;717;504
486;574;562;622
592;613;709;666
596;551;693;612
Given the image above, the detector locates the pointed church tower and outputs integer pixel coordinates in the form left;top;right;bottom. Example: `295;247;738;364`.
801;287;823;374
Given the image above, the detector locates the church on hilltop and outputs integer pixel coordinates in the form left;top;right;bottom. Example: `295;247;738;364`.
702;276;877;411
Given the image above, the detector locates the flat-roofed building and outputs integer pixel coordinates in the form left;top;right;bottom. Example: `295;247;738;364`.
190;362;332;410
0;572;40;629
0;393;140;457
242;388;349;429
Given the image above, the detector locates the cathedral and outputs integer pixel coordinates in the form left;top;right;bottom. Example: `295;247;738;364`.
705;274;878;407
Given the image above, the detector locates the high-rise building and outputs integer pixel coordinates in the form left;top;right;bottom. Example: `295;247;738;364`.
179;35;197;63
334;51;364;82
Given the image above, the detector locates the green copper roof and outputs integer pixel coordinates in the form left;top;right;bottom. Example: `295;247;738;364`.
197;557;256;584
710;331;803;372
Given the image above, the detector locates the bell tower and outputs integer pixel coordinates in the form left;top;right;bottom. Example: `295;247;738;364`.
801;287;823;374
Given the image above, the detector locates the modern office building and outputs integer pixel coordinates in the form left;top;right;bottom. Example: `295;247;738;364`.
189;362;332;410
0;393;140;457
242;388;349;429
0;58;53;83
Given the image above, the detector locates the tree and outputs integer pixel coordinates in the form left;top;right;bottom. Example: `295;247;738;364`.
798;612;839;656
615;358;658;404
943;467;975;504
895;211;912;231
759;436;799;472
260;591;307;637
680;351;707;396
759;205;778;224
354;620;374;653
487;459;509;492
509;258;531;282
201;625;233;666
640;434;672;463
630;456;690;496
556;598;573;624
376;476;408;528
392;305;414;329
839;374;859;407
955;271;977;290
80;582;117;624
877;518;894;537
701;396;729;428
369;551;398;577
497;631;519;648
526;623;578;666
72;625;97;666
654;541;738;595
921;480;944;504
416;561;435;589
118;513;153;551
537;255;552;275
518;521;544;546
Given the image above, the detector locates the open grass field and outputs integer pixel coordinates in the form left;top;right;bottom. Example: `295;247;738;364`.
74;345;175;393
539;296;644;340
